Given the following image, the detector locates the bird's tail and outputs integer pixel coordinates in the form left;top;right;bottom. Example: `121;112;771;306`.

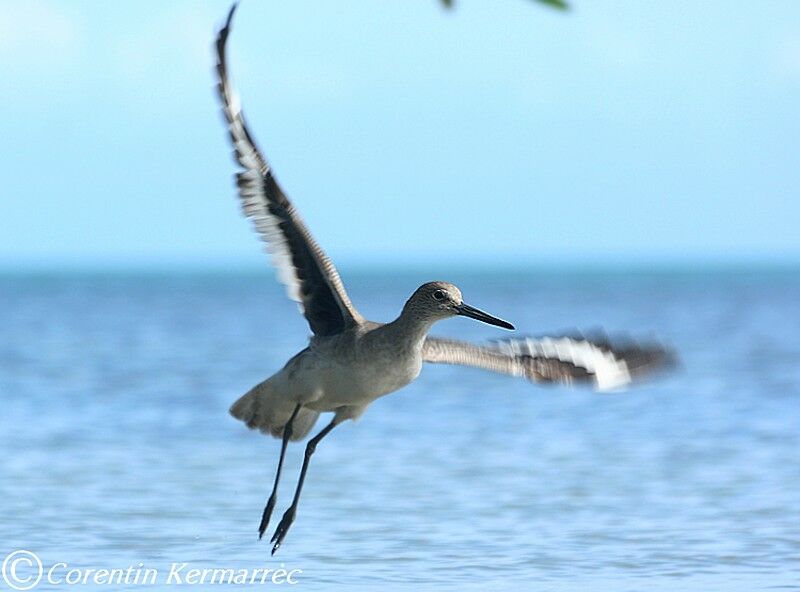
230;378;320;441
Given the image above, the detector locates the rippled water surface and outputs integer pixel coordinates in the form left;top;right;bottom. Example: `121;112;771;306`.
1;270;799;591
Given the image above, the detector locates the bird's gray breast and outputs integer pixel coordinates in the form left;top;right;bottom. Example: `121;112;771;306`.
359;343;422;396
312;325;423;401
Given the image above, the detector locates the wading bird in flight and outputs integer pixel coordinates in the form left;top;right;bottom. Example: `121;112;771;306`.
215;4;672;554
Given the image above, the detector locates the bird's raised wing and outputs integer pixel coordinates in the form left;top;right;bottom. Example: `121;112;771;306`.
215;5;363;336
422;333;674;391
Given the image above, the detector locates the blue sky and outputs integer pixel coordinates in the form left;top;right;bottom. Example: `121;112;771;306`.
1;0;798;270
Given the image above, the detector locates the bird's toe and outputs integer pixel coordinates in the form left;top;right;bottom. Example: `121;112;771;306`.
270;507;297;554
258;494;278;540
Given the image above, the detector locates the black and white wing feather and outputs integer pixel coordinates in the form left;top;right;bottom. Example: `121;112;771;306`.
422;334;674;391
215;5;363;336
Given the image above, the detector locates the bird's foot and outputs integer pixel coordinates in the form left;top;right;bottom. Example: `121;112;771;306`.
269;507;296;555
258;494;277;540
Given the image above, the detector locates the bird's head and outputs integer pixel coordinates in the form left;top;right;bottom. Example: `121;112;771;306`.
404;281;514;330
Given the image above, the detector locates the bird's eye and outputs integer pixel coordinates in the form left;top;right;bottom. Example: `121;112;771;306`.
432;290;446;301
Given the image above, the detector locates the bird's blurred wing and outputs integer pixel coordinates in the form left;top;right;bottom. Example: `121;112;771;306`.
422;334;674;391
215;5;362;336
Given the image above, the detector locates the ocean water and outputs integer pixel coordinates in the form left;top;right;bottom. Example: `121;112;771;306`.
1;269;799;591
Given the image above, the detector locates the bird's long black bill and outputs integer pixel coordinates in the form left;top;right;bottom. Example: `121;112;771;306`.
455;303;515;330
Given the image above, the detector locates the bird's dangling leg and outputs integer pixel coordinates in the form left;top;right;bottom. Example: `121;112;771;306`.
258;404;301;539
270;416;341;554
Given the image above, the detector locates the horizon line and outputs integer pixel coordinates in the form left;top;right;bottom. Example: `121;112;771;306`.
1;254;798;276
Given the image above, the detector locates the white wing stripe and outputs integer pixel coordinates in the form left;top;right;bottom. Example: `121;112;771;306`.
496;337;632;391
222;80;305;305
216;5;367;336
218;37;304;306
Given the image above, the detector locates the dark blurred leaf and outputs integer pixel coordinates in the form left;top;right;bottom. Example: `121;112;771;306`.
535;0;569;9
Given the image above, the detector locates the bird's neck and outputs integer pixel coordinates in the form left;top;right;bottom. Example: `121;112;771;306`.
384;309;437;351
